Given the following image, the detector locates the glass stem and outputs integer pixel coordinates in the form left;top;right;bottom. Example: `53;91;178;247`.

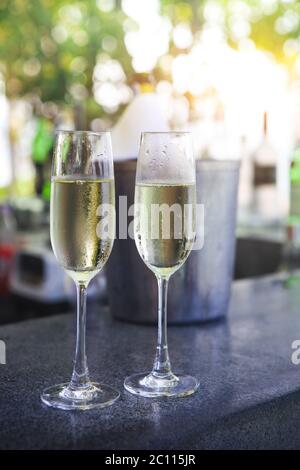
152;276;172;378
70;283;90;390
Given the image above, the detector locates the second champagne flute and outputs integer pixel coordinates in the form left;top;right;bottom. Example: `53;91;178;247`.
124;131;199;397
41;130;119;410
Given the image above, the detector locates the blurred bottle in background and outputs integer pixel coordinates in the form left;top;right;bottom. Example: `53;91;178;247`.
31;117;54;201
238;134;253;219
0;204;17;295
252;112;278;220
280;140;300;286
289;141;300;222
0;79;12;197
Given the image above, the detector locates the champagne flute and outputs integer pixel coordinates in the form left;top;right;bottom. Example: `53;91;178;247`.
124;132;199;397
41;130;119;410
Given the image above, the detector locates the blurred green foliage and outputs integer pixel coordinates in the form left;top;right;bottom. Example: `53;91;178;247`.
161;0;300;62
0;0;131;120
0;0;299;123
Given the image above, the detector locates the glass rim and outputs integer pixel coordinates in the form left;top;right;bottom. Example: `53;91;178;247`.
141;131;191;135
55;129;111;137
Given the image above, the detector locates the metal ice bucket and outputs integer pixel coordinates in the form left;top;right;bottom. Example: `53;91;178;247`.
106;159;240;324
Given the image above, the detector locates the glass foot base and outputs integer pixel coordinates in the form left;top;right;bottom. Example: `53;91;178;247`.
124;372;199;398
41;382;120;410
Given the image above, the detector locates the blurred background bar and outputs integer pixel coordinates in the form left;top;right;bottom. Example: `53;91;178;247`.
1;0;300;324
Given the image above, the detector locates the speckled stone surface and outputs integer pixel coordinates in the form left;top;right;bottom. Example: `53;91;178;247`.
1;273;300;449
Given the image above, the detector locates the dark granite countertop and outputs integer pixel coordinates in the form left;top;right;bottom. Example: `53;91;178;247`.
1;273;300;450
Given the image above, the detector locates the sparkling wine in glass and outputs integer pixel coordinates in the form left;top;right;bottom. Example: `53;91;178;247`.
124;132;199;397
41;130;119;410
